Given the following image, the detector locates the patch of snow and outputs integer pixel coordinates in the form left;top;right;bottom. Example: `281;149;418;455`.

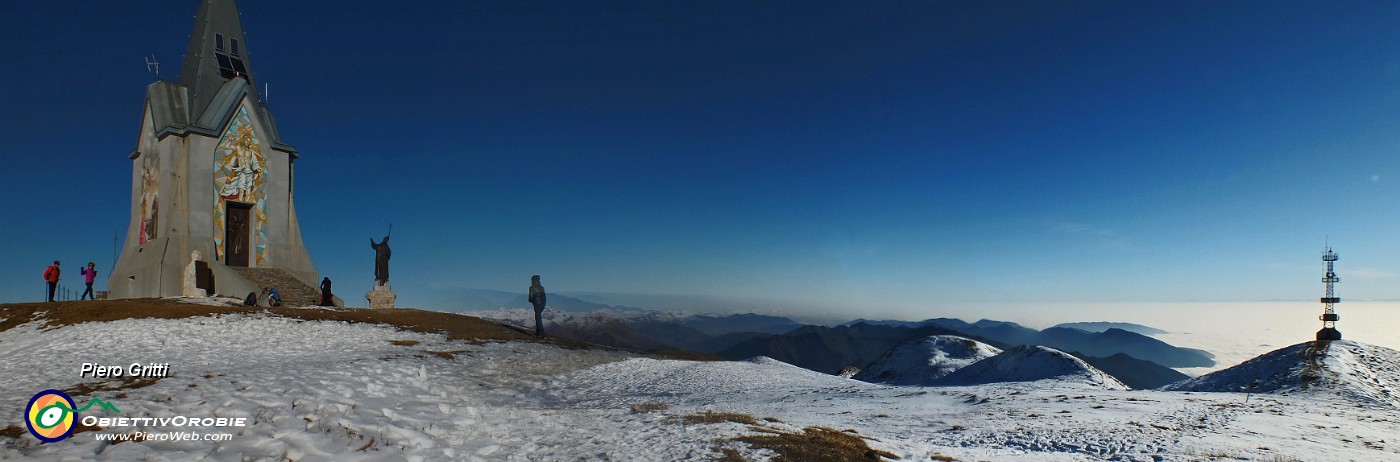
855;335;1002;385
168;296;244;306
934;345;1129;390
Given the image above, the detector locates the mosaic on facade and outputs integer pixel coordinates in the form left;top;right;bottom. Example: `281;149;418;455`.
212;106;268;265
138;151;160;244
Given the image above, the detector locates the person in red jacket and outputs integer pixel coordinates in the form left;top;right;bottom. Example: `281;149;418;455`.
43;260;60;302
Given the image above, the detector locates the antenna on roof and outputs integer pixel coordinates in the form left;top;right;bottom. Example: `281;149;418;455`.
145;55;160;80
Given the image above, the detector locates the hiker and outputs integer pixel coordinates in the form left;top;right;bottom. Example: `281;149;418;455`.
79;262;97;300
43;260;60;302
319;277;333;306
528;275;546;338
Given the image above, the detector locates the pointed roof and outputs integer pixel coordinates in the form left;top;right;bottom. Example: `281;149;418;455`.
153;0;294;156
179;0;259;120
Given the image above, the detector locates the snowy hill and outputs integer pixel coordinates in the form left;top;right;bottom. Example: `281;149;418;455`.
550;356;868;408
920;318;1212;368
934;345;1129;390
854;335;1002;385
1164;340;1400;408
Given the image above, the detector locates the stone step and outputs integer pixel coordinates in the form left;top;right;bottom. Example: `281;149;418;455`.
229;267;324;307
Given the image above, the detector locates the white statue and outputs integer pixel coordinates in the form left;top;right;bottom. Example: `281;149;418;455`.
183;250;208;298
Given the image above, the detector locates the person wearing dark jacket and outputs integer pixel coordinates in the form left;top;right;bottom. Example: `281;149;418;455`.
319;277;333;306
80;262;97;300
43;261;60;302
528;275;546;338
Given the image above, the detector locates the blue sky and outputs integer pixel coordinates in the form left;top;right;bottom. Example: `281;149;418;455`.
3;1;1399;319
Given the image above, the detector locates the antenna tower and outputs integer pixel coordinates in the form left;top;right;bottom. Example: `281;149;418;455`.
145;55;160;79
1316;246;1342;341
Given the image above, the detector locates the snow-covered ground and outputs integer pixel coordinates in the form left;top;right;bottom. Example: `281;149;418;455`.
2;311;1397;461
856;335;1002;385
1167;340;1400;408
933;345;1128;390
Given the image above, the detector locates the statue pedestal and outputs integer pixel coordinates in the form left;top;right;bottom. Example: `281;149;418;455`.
366;281;396;309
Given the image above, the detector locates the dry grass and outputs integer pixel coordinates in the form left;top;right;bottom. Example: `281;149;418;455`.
0;298;233;333
685;411;761;426
714;447;748;462
0;300;531;342
424;350;469;359
643;347;725;361
735;426;897;462
684;411;896;462
0;299;715;360
930;455;958;461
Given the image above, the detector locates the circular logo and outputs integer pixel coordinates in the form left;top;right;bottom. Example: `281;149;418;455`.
25;390;77;443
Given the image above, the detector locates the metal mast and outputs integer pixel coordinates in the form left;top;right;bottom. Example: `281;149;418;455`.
1317;247;1342;341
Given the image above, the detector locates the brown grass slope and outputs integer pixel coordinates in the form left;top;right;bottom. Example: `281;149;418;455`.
0;299;712;360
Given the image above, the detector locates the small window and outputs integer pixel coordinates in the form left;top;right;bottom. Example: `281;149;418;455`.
216;33;225;51
216;53;235;78
230;39;240;56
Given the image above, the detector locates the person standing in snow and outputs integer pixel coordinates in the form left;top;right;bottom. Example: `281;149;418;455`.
528;275;546;338
320;277;334;306
79;262;98;300
43;260;60;302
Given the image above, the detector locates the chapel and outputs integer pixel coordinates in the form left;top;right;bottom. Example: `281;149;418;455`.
111;0;318;299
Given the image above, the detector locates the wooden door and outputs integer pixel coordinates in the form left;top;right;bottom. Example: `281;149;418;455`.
225;203;251;267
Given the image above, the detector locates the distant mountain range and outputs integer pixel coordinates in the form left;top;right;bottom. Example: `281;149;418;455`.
1070;352;1188;389
677;313;803;336
1052;322;1167;336
846;318;1213;368
446;289;646;313
461;307;1210;389
852;333;1188;389
713;323;996;375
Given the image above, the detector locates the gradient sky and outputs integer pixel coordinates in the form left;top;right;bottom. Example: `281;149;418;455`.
3;1;1399;319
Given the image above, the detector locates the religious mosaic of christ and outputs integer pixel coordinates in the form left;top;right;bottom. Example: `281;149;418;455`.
138;151;159;244
212;106;269;265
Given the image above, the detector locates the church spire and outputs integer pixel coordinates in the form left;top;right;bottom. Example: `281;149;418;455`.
179;0;259;118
